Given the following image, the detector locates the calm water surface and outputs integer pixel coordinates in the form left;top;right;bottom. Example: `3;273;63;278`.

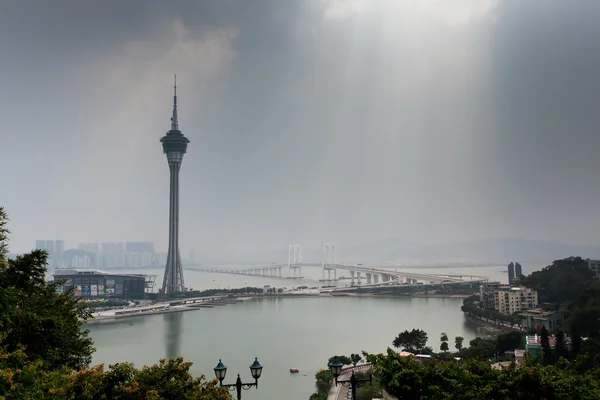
88;265;547;399
89;296;482;400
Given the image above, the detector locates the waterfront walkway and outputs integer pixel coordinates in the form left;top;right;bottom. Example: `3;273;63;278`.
327;364;372;400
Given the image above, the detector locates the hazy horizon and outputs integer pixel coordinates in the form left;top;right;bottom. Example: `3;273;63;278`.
3;1;600;260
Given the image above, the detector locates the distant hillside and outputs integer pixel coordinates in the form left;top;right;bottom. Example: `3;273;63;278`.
337;238;600;266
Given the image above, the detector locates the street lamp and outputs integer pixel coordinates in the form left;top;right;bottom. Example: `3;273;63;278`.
213;358;263;400
328;357;372;400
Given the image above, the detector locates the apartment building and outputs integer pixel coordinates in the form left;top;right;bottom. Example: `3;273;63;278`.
494;286;538;314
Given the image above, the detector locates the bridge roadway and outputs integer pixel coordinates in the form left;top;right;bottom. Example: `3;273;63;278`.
187;263;489;285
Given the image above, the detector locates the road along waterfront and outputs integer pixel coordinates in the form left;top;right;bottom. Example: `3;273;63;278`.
88;296;484;400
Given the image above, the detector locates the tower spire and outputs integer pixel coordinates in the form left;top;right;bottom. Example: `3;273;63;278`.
170;74;179;131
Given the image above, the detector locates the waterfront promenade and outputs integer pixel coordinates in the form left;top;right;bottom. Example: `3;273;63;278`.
86;296;251;323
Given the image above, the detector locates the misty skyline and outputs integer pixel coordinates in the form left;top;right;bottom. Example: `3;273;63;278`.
2;1;600;259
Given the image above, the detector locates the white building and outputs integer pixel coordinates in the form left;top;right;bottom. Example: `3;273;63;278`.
587;259;600;277
494;286;538;314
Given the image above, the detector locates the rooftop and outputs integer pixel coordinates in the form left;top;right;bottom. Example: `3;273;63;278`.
53;268;155;279
519;308;561;318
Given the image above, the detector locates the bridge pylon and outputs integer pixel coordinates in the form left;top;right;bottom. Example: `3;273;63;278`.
288;244;302;278
321;242;337;280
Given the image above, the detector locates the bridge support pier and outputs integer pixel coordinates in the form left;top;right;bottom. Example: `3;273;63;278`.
374;274;379;284
366;273;372;285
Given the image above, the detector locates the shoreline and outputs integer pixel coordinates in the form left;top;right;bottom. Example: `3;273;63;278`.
464;314;517;335
85;292;474;324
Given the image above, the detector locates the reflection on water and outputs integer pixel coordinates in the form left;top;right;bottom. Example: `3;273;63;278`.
164;312;183;359
89;297;480;400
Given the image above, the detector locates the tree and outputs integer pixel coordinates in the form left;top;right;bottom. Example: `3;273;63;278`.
566;285;600;336
367;347;600;400
328;354;352;366
460;337;498;360
519;257;594;304
312;369;334;398
0;249;94;370
572;330;583;358
0;354;230;400
497;331;523;354
540;326;553;366
350;353;362;366
455;336;464;352
392;329;428;353
440;332;449;352
555;330;568;360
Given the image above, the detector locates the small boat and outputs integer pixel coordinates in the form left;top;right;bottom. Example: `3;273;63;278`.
290;368;299;373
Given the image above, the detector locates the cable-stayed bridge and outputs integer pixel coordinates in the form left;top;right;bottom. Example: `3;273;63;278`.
188;243;489;287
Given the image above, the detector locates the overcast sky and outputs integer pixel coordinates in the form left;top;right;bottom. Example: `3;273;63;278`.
2;0;600;259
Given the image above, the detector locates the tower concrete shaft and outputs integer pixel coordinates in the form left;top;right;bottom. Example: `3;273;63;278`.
161;76;189;294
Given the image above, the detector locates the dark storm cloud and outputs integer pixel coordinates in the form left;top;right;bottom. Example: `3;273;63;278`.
2;0;600;261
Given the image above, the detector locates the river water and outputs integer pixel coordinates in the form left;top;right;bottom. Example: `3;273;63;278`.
87;265;543;400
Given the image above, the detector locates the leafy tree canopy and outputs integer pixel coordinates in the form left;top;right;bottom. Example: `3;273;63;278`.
0;353;230;400
328;354;352;366
366;348;600;400
350;353;362;366
566;286;600;336
519;257;595;304
0;248;94;370
392;329;428;353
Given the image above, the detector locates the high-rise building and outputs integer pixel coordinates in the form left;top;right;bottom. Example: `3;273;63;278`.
507;262;515;285
55;240;65;266
79;242;100;254
160;77;189;294
34;239;63;266
515;262;523;279
126;242;155;254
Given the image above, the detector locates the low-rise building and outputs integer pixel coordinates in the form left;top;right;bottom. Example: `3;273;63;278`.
519;308;564;332
587;259;600;277
52;268;156;298
494;286;538;314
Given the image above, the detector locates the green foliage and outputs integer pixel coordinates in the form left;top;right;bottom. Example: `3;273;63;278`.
566;285;600;335
367;348;600;399
440;332;449;352
497;331;523;353
0;353;230;399
392;329;428;353
556;330;568;360
520;256;594;304
328;354;352;366
455;336;464;351
459;337;498;360
313;369;333;397
0;249;94;371
350;353;362;366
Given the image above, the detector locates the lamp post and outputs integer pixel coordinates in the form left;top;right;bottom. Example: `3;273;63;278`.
214;358;263;400
328;357;372;400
